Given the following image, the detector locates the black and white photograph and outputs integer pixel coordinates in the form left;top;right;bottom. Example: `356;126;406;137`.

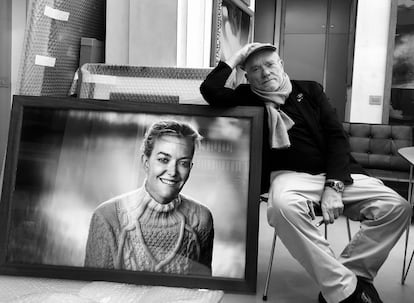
1;0;414;302
0;95;263;293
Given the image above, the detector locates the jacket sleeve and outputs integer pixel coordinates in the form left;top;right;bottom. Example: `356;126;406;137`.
200;61;243;106
313;82;353;184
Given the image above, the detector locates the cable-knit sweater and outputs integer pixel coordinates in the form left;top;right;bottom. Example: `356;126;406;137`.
84;187;214;275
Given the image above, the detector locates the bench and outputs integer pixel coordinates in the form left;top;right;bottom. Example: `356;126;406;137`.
342;122;414;198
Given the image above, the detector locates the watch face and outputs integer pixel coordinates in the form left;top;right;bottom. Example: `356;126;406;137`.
326;180;344;192
337;182;345;191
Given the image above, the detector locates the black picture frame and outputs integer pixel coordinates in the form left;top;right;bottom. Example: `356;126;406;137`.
0;95;263;293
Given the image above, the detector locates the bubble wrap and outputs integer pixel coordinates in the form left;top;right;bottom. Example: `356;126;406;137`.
78;64;213;105
17;0;105;97
0;276;86;302
9;293;97;303
0;276;224;303
79;281;224;303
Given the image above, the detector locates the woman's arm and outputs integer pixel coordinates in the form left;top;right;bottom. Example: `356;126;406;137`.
84;211;117;269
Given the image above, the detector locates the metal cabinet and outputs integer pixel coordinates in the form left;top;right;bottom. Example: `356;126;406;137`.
281;0;354;122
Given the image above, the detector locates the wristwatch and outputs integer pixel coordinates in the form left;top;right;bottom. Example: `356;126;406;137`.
324;179;345;193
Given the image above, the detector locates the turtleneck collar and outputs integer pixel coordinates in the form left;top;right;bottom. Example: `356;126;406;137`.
117;186;182;228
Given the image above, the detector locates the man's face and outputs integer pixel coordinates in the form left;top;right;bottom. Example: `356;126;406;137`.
142;135;194;204
245;50;284;92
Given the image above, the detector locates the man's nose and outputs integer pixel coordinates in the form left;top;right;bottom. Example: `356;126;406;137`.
262;67;271;76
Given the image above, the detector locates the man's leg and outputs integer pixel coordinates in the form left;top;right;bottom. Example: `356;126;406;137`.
267;171;357;303
339;174;412;280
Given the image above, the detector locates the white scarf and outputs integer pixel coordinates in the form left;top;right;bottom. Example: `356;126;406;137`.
251;72;294;149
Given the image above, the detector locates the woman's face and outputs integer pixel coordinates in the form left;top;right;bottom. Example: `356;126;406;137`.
142;135;194;204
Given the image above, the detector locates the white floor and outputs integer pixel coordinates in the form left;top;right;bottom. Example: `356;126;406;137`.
222;203;414;303
0;203;413;303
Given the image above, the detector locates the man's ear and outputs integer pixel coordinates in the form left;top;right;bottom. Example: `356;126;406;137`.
244;73;249;82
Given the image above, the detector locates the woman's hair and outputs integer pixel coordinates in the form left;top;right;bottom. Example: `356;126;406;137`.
141;120;202;157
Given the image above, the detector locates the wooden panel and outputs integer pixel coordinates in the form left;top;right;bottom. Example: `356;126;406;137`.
283;34;325;84
0;0;11;88
0;0;12;189
129;0;178;66
330;0;351;34
105;0;130;64
284;0;327;34
326;34;349;121
254;0;277;43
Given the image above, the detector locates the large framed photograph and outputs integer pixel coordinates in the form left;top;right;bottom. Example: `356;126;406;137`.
392;24;414;89
389;1;414;121
0;95;263;292
210;0;254;66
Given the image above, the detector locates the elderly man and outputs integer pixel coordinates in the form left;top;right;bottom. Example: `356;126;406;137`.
200;43;411;303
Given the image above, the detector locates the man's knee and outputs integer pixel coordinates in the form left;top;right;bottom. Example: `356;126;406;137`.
267;183;304;227
268;177;297;211
382;193;412;222
396;196;412;220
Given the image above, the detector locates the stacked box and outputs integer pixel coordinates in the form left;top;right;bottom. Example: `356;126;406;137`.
78;64;213;105
17;0;105;97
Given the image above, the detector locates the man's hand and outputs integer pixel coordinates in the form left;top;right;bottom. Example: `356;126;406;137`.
226;43;262;69
320;187;344;224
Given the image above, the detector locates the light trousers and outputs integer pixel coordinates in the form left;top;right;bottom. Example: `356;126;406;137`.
267;171;412;303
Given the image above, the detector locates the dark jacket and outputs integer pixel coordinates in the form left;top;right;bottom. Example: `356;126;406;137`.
200;61;365;191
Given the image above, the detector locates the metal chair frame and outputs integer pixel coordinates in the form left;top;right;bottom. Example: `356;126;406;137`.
402;164;414;284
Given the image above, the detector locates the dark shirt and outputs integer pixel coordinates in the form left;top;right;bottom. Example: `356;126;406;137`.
273;100;327;174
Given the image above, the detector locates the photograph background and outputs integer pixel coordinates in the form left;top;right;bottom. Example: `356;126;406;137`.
6;107;251;279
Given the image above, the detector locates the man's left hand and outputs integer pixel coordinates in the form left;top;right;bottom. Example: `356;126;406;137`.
320;187;344;224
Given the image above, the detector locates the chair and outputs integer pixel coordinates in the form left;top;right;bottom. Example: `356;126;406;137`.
397;146;414;284
260;194;352;301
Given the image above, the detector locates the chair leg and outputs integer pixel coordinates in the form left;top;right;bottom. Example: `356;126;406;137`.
346;218;352;241
402;170;413;284
403;248;414;284
402;224;411;284
263;229;277;301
